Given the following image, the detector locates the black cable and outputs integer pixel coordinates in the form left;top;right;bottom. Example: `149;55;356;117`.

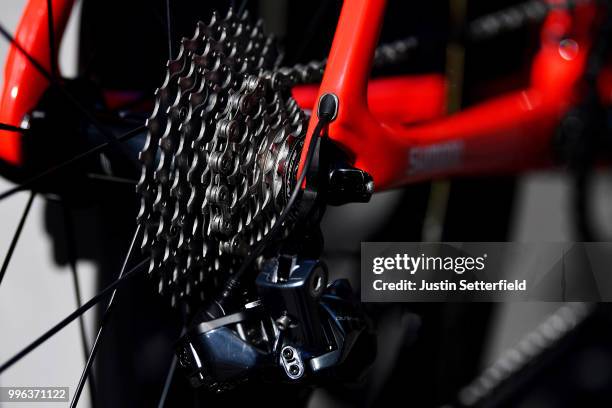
215;118;327;308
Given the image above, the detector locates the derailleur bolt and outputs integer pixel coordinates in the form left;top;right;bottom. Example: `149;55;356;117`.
282;348;294;360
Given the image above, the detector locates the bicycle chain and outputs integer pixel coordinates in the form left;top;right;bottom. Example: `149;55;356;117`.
136;0;575;307
136;8;421;308
136;9;327;307
457;303;592;407
469;0;549;40
468;0;589;41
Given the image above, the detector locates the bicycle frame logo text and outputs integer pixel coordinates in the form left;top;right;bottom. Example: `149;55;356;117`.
408;141;463;175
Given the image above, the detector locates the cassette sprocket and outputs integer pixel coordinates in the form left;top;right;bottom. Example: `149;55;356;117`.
136;9;322;308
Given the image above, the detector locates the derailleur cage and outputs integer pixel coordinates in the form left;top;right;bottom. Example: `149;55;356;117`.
175;255;374;391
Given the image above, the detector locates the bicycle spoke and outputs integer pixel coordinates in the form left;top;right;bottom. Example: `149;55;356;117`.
86;174;138;185
0;124;145;202
0;22;138;168
62;203;98;408
69;225;142;408
0;24;52;83
46;0;58;79
166;0;173;59
157;355;177;408
57;89;140;169
0;256;149;375
0;123;28;133
0;191;35;287
157;325;185;408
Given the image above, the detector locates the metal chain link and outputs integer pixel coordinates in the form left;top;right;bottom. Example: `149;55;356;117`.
137;9;313;307
457;303;592;407
468;0;588;41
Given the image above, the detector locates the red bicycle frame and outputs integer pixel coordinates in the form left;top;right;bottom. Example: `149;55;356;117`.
296;0;605;190
0;0;74;164
0;0;609;193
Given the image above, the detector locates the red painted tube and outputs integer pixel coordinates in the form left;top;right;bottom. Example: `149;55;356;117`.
298;0;598;191
0;0;75;164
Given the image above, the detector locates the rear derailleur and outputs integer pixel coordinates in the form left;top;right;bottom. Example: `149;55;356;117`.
176;125;376;391
176;252;374;391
